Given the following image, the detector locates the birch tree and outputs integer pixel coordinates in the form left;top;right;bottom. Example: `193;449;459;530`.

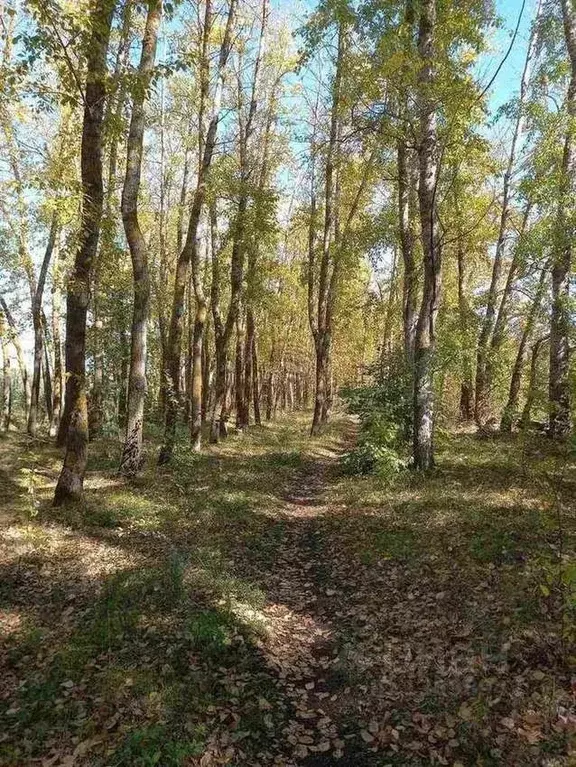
119;0;162;475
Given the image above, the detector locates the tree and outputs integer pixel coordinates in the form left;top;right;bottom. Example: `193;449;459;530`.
474;0;541;427
159;0;238;463
413;0;440;470
119;0;162;475
501;262;549;431
309;21;345;435
28;212;58;436
548;0;576;438
54;0;117;505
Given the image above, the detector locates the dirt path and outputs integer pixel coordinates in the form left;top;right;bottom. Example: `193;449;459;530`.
259;445;352;764
225;425;574;767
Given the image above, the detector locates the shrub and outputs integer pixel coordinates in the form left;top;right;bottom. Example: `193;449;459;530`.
340;358;411;479
341;440;406;478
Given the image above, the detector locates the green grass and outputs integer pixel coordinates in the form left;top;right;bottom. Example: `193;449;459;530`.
109;725;204;766
0;414;574;766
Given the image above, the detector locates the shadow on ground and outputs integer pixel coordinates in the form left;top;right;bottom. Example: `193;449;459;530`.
0;415;574;766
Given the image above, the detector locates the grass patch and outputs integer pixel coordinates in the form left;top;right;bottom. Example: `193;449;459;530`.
110;724;204;766
359;527;417;564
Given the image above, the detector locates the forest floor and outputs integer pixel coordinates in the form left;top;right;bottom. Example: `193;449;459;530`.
0;413;575;767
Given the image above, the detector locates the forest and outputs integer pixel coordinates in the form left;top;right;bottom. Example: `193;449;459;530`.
0;0;575;765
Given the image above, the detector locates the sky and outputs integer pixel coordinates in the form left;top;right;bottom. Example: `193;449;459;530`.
482;0;534;112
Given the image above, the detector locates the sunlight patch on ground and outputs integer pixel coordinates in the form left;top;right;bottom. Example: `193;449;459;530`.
0;609;23;635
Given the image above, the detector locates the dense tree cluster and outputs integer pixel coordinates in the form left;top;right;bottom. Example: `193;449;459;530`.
0;0;574;503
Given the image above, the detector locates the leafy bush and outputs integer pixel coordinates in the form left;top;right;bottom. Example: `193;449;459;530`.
340;358;411;479
341;440;406;478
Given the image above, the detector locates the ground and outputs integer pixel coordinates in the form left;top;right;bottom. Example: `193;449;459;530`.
0;414;574;766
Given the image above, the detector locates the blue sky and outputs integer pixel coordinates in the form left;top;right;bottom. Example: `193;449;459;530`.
274;0;536;115
483;0;534;112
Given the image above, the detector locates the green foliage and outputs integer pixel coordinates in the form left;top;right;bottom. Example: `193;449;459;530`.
187;609;236;656
341;432;406;478
110;725;203;767
340;359;411;479
342;358;412;427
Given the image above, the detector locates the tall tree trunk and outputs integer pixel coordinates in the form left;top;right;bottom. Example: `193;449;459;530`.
475;1;540;426
310;24;344;436
28;212;58;436
381;247;398;369
118;328;129;428
501;263;548;432
0;310;11;432
1;338;11;432
481;202;532;409
89;1;132;440
235;313;247;429
119;0;162;475
54;0;116;506
251;318;261;425
184;279;194;425
210;341;227;442
457;240;474;420
160;0;237;462
43;328;53;425
549;0;576;438
266;370;274;421
313;341;328;433
413;0;440;471
243;309;255;426
202;313;212;422
209;207;226;443
0;296;29;416
522;336;549;429
157;77;169;421
50;273;64;437
190;303;207;450
89;309;105;438
397;0;417;366
398;139;417;364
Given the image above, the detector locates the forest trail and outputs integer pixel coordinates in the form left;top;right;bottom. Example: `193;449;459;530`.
1;416;575;766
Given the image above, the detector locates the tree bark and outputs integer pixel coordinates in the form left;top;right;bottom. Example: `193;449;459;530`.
235;312;248;429
119;0;162;476
0;296;29;416
381;247;398;369
549;0;576;438
1;342;11;432
522;336;549;429
202;312;212;422
50;271;64;438
501;263;548;432
0;311;11;431
457;240;474;420
54;0;116;506
310;24;344;436
398;135;417;364
118;328;129;427
42;325;53;425
413;0;441;471
89;1;132;440
27;212;58;436
250;313;261;425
